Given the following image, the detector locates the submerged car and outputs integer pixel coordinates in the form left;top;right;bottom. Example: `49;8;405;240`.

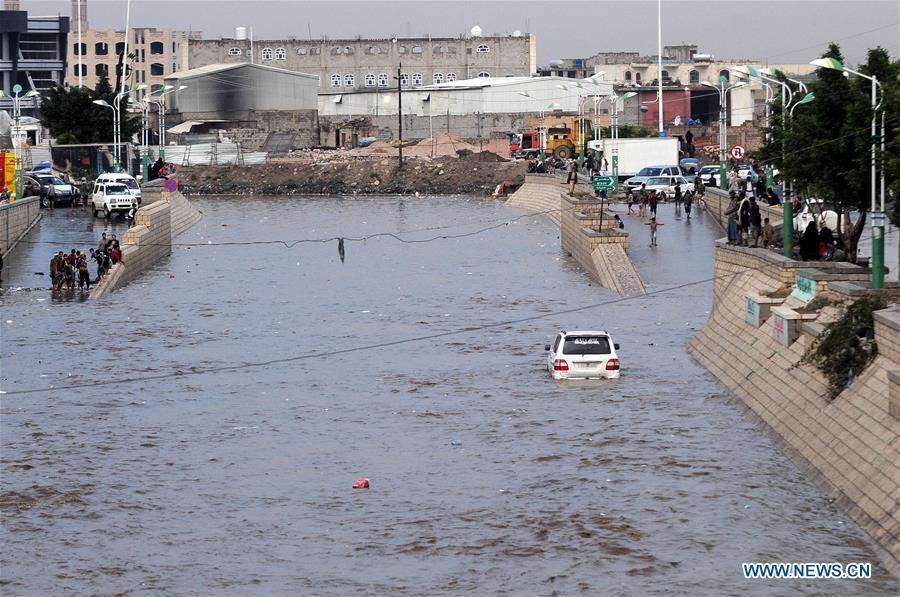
546;331;620;380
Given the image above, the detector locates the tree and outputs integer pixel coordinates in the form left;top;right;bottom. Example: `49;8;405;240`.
39;76;139;144
756;44;898;261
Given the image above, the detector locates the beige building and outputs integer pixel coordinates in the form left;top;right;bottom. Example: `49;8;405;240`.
66;0;200;97
187;29;536;93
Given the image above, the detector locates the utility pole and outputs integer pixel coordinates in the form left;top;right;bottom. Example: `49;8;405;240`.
397;63;403;168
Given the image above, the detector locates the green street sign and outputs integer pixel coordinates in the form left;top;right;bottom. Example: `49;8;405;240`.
592;175;617;192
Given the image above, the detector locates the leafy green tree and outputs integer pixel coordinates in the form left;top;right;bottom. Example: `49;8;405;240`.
757;44;898;260
39;76;139;144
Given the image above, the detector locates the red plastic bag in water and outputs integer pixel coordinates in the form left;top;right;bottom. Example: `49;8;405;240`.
352;478;370;489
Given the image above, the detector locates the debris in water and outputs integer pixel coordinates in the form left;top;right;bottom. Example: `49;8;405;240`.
353;478;370;489
338;238;345;263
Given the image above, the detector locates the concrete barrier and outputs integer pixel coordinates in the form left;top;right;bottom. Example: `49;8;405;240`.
0;197;41;257
90;189;201;298
505;173;567;224
703;187;783;231
559;193;644;295
688;241;900;574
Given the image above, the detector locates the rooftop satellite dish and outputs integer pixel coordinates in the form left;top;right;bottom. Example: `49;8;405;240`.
470;25;482;37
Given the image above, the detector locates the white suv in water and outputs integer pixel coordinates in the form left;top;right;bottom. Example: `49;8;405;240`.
545;331;620;380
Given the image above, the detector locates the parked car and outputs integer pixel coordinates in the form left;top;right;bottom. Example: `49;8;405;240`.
624;164;684;191
735;163;759;183
24;173;79;207
91;182;135;218
546;331;620;380
679;157;701;174
794;198;839;233
699;165;721;187
641;175;694;201
95;173;142;205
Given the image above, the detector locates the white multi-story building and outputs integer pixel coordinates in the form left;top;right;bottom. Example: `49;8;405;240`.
188;27;537;93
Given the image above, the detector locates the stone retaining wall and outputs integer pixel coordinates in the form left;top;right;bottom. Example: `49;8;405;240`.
688;241;900;574
0;197;41;257
559;194;645;295
505;173;567;224
90;190;201;298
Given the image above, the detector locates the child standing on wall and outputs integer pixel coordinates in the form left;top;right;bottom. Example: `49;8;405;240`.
645;217;664;247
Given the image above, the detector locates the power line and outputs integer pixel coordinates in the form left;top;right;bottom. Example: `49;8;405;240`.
5;211;897;397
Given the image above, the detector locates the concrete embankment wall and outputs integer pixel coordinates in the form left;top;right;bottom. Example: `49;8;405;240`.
704;187;783;230
688;242;900;574
505;173;566;224
90;190;201;298
0;197;41;257
559;194;645;295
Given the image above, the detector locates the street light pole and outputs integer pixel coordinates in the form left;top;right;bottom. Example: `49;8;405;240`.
810;57;884;288
657;0;664;136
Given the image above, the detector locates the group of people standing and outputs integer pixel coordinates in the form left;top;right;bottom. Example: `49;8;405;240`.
724;190;774;249
48;232;121;291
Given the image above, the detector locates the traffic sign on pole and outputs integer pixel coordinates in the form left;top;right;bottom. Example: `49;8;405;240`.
592;175;617;192
729;144;746;160
164;178;178;193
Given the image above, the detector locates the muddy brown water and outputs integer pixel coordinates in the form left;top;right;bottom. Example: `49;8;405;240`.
1;197;895;594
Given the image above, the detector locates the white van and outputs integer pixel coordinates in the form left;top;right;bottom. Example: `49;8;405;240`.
95;173;142;205
92;182;135;218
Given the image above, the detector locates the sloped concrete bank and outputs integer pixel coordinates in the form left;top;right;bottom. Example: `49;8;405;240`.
688;241;900;574
90;188;201;298
507;174;644;295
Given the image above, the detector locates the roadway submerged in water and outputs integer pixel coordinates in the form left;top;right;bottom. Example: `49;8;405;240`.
1;198;894;594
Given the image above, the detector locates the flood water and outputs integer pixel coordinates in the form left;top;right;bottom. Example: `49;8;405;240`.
1;197;895;595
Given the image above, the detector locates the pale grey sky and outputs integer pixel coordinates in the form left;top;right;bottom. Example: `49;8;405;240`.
22;0;900;67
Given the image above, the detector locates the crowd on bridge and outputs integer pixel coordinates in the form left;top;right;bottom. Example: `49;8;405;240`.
48;232;121;292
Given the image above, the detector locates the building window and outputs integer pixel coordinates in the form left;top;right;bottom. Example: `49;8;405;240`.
95;63;108;76
73;64;87;77
661;69;671;82
719;69;730;82
689;69;700;84
446;72;456;82
398;45;407;55
367;46;381;55
411;73;423;86
476;44;490;53
433;72;444;84
411;46;423;54
95;42;108;55
624;70;632;81
150;41;164;55
228;47;242;56
400;73;409;86
261;47;273;60
365;73;375;87
635;72;642;83
477;71;490;78
297;48;307;55
275;47;286;60
344;74;355;87
330;73;341;87
310;47;320;55
115;42;126;55
73;42;86;56
150;63;164;76
378;73;389;87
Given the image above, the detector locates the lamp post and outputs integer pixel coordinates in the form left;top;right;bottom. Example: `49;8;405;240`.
811;57;885;288
4;85;39;199
656;0;664;136
517;91;554;162
93;99;117;172
702;78;746;192
556;82;589;167
599;90;637;184
149;84;185;161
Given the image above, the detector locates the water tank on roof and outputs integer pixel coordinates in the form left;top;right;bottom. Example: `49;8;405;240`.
470;25;482;37
512;30;522;37
548;59;563;67
235;26;247;40
692;53;713;62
